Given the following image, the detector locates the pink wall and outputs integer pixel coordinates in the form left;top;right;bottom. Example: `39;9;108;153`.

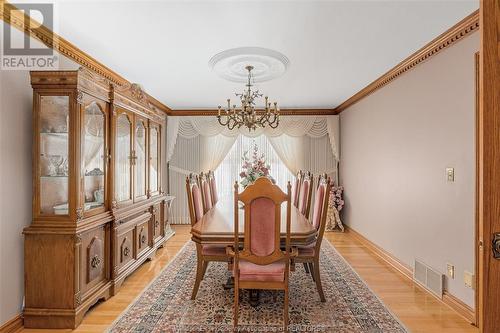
340;32;478;307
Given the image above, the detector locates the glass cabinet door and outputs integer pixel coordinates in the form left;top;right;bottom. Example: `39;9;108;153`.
39;95;70;215
82;101;106;212
149;125;160;195
134;118;147;200
115;113;133;203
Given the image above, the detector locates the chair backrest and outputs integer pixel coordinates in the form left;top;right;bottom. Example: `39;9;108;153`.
298;171;314;218
234;177;291;266
208;170;218;204
292;170;303;207
185;173;204;226
199;172;213;213
312;174;332;254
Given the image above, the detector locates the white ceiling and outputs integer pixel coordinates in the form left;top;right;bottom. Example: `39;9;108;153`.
48;0;478;109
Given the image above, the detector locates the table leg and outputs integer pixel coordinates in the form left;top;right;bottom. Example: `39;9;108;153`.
249;290;260;307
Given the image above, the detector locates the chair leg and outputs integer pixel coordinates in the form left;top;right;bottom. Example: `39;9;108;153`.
191;256;204;300
309;263;315;281
234;282;239;329
312;260;326;302
284;287;289;332
303;263;309;274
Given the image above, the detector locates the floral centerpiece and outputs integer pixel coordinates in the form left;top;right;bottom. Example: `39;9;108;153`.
239;141;274;188
330;185;344;211
326;185;345;231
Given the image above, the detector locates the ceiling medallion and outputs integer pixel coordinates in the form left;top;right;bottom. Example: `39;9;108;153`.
217;65;279;131
210;47;287;131
209;47;290;83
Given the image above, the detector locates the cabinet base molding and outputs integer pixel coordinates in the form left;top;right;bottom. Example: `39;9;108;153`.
0;314;23;333
24;284;111;329
343;225;476;325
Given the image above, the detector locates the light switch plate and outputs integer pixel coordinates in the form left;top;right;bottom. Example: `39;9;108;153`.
447;263;455;279
464;271;475;289
446;168;455;182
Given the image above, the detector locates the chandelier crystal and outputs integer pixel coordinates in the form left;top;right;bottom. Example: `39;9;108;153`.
217;65;280;131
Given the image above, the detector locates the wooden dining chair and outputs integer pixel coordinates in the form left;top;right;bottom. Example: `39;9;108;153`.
186;173;227;299
292;170;303;207
295;174;331;302
199;172;213;213
208;170;218;204
298;171;314;218
227;177;295;331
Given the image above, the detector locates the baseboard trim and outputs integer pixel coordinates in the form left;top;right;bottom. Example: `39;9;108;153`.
443;291;476;324
0;314;23;333
345;225;413;279
344;225;476;325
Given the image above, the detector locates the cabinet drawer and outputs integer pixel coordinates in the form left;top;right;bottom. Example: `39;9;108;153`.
152;204;162;242
136;221;150;258
116;228;134;271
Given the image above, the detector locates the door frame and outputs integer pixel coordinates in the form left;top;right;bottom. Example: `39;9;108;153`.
477;3;500;333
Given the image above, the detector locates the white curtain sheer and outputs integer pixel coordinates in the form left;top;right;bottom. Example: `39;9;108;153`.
167;115;340;224
267;134;304;175
215;135;295;200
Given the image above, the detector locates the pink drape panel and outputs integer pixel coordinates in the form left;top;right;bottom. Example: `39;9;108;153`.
250;197;275;257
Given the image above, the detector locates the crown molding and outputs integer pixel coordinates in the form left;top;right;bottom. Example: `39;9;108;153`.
334;10;479;113
169;108;338;116
0;1;172;115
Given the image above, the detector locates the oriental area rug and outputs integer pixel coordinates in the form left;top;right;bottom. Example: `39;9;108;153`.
108;241;408;333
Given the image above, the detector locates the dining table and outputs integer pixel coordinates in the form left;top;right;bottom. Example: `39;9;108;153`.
191;196;317;247
191;196;318;306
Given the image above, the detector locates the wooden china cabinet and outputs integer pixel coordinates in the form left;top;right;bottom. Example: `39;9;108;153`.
23;68;175;329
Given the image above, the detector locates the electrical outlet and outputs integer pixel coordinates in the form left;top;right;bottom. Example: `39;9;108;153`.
447;263;455;279
464;271;475;289
446;167;455;182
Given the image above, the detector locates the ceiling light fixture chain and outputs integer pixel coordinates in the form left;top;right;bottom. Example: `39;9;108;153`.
217;65;280;131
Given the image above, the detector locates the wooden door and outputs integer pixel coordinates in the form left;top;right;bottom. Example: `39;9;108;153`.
478;3;500;333
112;108;134;207
80;96;109;217
133;116;148;202
148;122;161;197
33;91;75;221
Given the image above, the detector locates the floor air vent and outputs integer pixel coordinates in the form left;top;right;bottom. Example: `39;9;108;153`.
413;259;444;298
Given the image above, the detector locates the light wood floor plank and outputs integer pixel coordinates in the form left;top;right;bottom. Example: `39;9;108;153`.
17;225;477;333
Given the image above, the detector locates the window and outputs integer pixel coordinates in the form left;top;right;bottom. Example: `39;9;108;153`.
215;135;295;198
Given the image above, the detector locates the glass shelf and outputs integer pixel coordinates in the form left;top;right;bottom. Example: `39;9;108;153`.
40;132;68;136
41;175;69;178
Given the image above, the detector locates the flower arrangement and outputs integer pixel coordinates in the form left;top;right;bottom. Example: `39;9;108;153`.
239;141;274;188
329;185;345;211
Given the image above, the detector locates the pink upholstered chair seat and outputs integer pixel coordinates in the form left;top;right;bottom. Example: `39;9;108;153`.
237;260;285;282
297;241;316;256
201;244;227;256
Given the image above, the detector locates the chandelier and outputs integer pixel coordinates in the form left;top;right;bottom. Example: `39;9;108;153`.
217;65;280;131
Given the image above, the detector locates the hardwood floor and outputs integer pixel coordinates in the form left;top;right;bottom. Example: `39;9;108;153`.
17;225;477;333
